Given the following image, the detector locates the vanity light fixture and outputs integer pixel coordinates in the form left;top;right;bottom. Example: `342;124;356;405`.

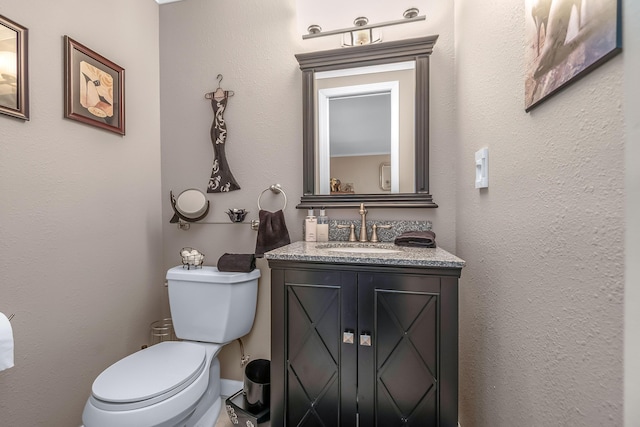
341;17;382;47
303;7;425;46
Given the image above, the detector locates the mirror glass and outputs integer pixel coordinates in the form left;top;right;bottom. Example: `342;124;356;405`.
169;189;210;223
316;62;415;195
176;189;207;217
0;23;18;110
296;35;438;208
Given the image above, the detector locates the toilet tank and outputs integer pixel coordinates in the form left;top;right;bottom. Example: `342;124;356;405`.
166;266;261;343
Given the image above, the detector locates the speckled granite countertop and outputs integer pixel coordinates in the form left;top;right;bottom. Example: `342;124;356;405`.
264;241;465;269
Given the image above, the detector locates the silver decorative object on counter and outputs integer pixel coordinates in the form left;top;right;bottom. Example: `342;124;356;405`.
226;208;249;223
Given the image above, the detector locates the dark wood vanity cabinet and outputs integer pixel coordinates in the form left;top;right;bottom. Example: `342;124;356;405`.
269;260;462;427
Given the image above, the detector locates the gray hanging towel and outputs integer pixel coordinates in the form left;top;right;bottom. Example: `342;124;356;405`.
255;210;291;258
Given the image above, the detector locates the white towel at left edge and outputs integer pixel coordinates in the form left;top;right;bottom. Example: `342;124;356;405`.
0;312;15;371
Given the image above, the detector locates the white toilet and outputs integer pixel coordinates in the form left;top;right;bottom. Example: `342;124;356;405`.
82;266;261;427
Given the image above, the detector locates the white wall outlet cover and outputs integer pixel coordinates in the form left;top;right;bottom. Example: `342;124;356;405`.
475;148;489;189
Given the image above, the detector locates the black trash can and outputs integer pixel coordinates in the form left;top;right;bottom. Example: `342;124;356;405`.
244;359;270;410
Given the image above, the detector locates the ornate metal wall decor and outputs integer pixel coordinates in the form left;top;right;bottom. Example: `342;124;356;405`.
205;75;240;193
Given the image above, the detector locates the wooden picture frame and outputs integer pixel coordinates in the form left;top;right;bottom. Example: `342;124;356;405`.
525;0;622;112
64;36;125;135
0;14;29;120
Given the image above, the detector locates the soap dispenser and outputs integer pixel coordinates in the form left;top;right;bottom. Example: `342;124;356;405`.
305;209;317;242
316;208;329;242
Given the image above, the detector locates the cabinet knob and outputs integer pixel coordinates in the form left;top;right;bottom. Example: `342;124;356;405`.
343;331;355;344
360;333;372;347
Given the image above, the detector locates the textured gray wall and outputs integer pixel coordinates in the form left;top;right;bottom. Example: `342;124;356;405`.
624;0;640;425
455;1;625;425
0;0;163;425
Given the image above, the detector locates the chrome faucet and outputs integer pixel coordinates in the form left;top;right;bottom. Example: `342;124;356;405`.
358;203;368;242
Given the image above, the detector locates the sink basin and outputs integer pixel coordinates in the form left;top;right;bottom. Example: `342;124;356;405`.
316;243;402;255
327;247;401;254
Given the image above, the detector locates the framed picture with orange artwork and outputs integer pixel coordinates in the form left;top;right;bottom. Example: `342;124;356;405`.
64;36;124;134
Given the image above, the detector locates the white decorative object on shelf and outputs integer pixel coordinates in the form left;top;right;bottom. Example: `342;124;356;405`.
180;247;204;269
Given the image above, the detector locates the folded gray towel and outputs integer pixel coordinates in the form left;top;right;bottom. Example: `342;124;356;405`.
255;210;291;257
217;253;256;272
394;230;436;248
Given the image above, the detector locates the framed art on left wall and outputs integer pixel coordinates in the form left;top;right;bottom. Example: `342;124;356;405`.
0;14;29;120
64;36;125;135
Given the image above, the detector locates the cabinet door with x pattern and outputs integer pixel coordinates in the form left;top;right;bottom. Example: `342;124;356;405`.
272;268;358;427
357;272;452;427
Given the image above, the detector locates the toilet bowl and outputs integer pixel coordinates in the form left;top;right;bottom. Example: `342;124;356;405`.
82;266;260;427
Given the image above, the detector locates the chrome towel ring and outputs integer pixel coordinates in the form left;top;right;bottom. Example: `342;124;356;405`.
257;184;287;211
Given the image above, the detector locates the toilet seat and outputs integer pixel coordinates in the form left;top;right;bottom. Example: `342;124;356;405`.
91;342;207;411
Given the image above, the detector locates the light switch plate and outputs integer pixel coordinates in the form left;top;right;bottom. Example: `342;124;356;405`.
475;148;489;188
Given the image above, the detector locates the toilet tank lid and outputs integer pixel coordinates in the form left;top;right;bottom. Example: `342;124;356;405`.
166;266;260;283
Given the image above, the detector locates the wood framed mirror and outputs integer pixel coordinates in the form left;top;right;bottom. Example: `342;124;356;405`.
295;35;438;209
0;14;29;121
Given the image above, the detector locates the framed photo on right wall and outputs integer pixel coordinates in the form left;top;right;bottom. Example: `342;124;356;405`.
524;0;622;112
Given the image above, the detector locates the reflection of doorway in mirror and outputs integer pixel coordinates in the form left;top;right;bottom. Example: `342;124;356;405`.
0;24;18;110
315;61;415;195
318;81;399;195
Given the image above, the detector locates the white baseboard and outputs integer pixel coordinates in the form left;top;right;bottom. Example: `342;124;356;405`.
220;378;243;398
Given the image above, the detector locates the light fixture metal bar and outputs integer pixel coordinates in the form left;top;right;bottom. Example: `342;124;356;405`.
302;15;426;40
